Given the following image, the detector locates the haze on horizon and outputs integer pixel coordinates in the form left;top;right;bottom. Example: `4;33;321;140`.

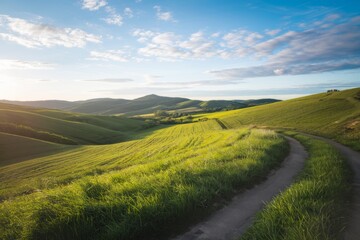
0;0;359;101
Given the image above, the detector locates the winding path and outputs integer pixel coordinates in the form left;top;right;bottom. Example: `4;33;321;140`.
171;136;308;240
301;134;360;240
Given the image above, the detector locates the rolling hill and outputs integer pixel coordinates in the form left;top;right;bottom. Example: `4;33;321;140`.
1;95;280;116
0;102;149;146
0;88;359;239
203;87;360;151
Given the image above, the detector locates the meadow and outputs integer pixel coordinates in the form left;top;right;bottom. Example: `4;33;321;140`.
241;133;351;240
199;88;360;151
0;102;148;145
0;88;359;239
0;121;288;239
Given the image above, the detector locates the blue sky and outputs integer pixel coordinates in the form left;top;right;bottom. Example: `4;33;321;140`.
0;0;359;101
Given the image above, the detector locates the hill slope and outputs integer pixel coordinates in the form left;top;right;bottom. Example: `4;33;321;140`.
1;95;279;116
205;87;360;150
0;132;70;167
0;103;148;145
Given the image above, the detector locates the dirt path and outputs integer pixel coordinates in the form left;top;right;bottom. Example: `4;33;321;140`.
301;134;360;240
171;136;308;240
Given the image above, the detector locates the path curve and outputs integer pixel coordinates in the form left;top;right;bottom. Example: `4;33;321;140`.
171;136;308;240
300;134;360;240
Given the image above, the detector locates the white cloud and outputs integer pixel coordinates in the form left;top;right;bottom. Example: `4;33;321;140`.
223;30;264;56
154;5;176;22
265;29;281;36
89;50;128;62
135;30;221;61
103;6;123;26
144;74;163;82
210;16;360;79
211;32;221;38
0;59;54;70
210;59;360;80
133;29;156;43
84;78;133;83
0;15;101;48
325;14;340;21
81;1;123;26
82;0;107;11
124;8;134;18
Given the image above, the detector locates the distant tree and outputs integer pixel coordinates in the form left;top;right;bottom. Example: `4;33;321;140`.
327;89;340;93
154;110;169;117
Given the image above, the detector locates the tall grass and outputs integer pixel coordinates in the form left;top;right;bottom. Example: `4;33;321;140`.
241;133;351;240
0;128;288;240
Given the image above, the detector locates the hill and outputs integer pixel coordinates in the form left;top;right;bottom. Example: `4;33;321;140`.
1;95;280;116
0;88;358;239
0;102;149;146
204;87;360;150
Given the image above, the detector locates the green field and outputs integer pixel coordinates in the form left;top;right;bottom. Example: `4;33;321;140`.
0;122;288;239
0;88;359;239
0;102;148;146
199;88;360;150
241;133;351;240
2;94;279;116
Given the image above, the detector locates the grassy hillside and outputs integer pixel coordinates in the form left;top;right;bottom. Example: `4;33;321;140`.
202;88;360;151
0;100;76;110
0;121;288;239
1;95;279;116
241;133;351;240
0;132;71;167
0;103;148;145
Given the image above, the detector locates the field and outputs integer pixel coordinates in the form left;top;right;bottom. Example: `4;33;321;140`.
0;88;359;239
0;102;148;146
0;121;288;239
199;88;360;151
241;133;351;240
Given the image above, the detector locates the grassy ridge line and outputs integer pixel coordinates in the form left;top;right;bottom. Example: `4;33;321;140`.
0;122;77;145
199;88;360;151
0;120;224;200
0;129;288;240
0;132;71;167
0;109;127;144
0;103;149;145
241;132;351;240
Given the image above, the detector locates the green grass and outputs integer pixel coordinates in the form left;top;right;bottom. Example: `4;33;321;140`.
241;133;351;240
198;88;360;151
1;88;358;239
0;103;148;146
0;122;289;239
0;132;70;167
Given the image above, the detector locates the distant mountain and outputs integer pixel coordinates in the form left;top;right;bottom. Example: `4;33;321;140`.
1;95;280;116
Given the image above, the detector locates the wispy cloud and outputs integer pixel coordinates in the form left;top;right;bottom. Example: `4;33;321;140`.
210;60;360;79
89;50;129;62
81;0;123;26
0;59;54;70
0;15;101;48
82;0;107;11
265;29;281;36
154;6;176;22
103;6;123;26
210;16;360;79
148;79;241;87
124;8;134;18
134;30;220;61
83;78;133;83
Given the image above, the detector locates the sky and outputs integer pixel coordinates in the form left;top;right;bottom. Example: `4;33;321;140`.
0;0;359;101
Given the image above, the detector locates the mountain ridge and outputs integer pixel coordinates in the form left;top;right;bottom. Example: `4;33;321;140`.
0;94;280;116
